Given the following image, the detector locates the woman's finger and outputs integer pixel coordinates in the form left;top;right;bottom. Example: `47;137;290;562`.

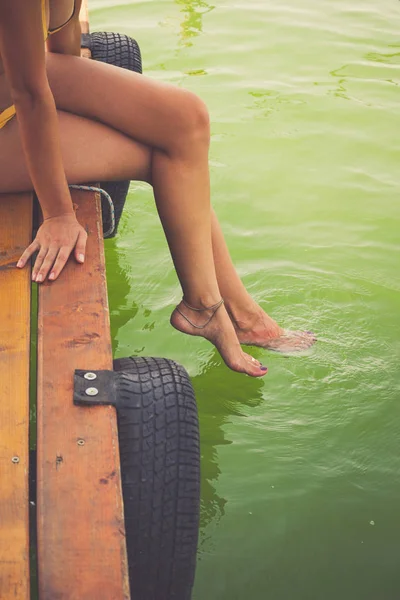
48;247;72;281
17;240;40;268
32;247;49;281
74;229;88;264
35;247;59;283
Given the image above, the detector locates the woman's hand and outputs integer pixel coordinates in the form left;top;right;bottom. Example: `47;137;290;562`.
17;214;88;282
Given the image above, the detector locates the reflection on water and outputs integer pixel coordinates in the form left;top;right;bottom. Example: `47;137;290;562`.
248;89;306;119
96;0;400;596
330;41;400;102
106;239;139;357
366;48;400;65
191;351;265;541
175;0;214;47
330;66;350;101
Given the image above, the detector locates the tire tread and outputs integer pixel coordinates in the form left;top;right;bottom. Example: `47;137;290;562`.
114;357;200;600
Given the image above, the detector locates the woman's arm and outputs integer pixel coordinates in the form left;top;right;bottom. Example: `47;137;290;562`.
46;0;83;56
0;0;87;280
0;0;74;218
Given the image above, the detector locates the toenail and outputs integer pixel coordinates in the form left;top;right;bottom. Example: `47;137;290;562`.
260;366;268;371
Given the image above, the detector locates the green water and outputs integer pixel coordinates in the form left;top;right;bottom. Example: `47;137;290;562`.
93;1;400;598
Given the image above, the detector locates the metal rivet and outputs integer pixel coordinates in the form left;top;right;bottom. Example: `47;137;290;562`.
84;372;97;381
12;456;20;464
85;387;99;396
77;439;85;446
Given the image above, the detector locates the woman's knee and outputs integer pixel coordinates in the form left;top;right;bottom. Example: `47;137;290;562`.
170;90;210;154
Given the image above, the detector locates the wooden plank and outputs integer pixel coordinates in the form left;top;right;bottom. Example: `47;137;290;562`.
79;0;91;58
0;193;33;600
36;189;130;600
80;0;89;34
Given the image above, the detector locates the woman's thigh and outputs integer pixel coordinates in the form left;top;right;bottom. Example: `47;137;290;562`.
0;110;151;194
45;53;208;153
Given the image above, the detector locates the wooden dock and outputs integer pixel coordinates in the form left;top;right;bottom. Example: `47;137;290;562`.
0;3;130;598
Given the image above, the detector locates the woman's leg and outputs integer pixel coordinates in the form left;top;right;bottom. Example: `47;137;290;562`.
46;55;312;357
1;54;268;376
45;53;219;311
210;211;316;351
0;110;152;190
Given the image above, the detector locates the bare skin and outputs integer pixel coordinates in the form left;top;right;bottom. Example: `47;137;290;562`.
208;209;316;351
0;28;315;376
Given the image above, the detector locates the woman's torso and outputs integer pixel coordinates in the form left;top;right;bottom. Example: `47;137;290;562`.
0;0;75;112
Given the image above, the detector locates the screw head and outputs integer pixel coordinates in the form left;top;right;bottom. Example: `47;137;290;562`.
12;456;20;464
85;387;99;396
84;372;97;381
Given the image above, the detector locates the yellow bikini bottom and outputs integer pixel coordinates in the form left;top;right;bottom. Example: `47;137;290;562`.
0;105;16;129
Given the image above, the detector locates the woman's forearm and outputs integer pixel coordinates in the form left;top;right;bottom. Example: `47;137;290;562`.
14;85;74;219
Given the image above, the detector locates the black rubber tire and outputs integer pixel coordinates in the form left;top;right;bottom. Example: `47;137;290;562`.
82;31;143;237
113;357;200;600
88;31;142;74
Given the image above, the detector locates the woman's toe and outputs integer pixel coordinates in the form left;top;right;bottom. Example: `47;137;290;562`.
243;352;268;376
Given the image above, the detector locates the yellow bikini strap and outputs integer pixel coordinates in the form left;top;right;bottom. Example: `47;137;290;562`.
41;0;48;40
0;105;17;129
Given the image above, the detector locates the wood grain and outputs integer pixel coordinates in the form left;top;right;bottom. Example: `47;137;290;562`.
0;193;33;600
37;190;130;599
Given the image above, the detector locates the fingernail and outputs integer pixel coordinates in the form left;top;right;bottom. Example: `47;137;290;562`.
49;272;55;280
17;260;22;268
261;366;268;371
37;274;43;283
32;273;36;281
78;254;85;263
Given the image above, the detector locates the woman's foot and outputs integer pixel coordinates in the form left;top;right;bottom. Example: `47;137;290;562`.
226;297;317;353
170;299;268;377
